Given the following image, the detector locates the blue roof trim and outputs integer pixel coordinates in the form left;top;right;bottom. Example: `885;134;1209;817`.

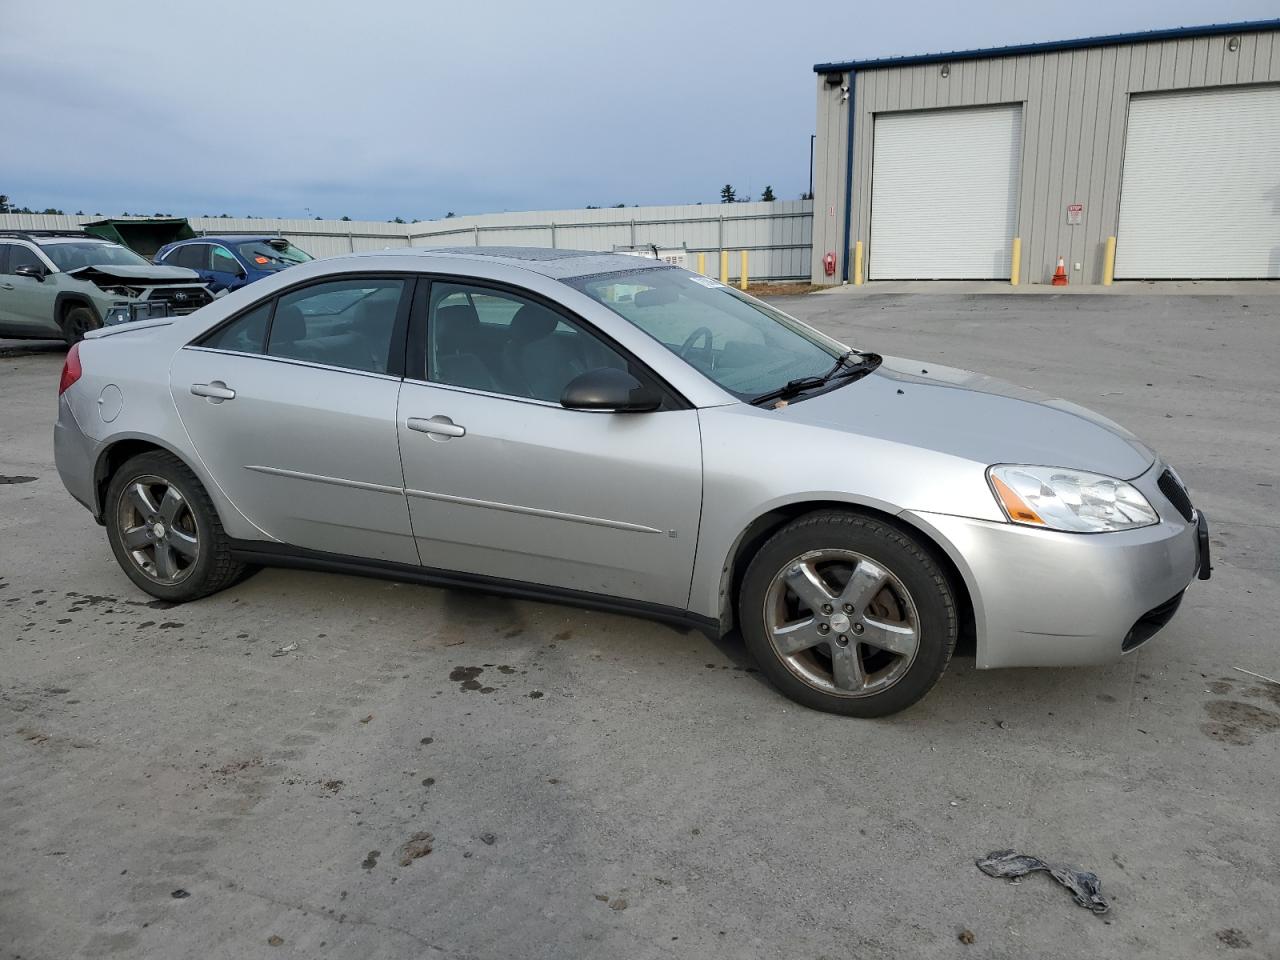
813;19;1280;73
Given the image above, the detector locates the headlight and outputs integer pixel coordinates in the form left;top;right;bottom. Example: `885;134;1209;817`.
987;464;1159;533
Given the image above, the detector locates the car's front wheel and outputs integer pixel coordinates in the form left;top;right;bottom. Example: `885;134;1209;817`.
60;305;100;345
739;511;957;717
104;451;246;603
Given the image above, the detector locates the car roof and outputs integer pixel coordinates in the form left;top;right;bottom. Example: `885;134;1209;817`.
35;237;115;246
171;235;280;245
342;246;671;281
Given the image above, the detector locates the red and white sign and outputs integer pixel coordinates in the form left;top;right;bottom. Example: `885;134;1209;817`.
1067;203;1084;225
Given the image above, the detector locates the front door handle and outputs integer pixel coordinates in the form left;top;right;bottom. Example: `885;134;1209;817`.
408;415;465;439
191;381;236;402
0;283;14;291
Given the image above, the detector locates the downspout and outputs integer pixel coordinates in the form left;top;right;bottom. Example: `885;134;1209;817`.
840;71;857;283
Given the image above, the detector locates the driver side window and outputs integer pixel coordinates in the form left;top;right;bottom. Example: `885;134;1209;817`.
424;282;630;403
210;246;242;275
8;244;45;274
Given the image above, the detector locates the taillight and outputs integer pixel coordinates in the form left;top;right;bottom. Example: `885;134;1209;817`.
58;343;82;395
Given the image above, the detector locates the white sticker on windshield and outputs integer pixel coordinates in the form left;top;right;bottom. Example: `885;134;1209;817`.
687;275;726;288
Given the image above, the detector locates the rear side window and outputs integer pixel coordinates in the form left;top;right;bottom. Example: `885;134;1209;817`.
266;278;406;374
200;301;272;354
172;244;208;270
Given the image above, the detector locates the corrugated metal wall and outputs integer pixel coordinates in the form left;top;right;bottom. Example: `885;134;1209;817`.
812;28;1280;284
0;201;813;280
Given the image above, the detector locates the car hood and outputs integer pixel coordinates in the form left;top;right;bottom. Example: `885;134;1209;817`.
68;264;202;285
780;355;1155;480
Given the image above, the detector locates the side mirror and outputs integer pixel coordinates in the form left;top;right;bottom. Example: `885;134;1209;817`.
561;368;661;413
15;264;47;282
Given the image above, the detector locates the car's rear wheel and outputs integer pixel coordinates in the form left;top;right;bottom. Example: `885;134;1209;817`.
739;511;957;717
60;305;100;345
104;451;245;602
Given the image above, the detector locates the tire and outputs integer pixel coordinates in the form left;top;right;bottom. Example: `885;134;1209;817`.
61;305;101;345
739;510;957;717
103;451;246;603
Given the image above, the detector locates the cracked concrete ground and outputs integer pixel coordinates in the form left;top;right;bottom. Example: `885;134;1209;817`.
2;291;1277;959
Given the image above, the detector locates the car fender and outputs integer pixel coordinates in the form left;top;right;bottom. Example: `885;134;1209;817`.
54;290;102;324
90;429;270;542
698;490;988;644
689;403;1001;632
71;330;270;541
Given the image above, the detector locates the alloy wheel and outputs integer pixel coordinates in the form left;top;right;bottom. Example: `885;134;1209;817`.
763;548;920;698
115;475;200;584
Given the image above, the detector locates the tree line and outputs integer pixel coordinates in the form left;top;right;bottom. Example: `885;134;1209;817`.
3;183;809;223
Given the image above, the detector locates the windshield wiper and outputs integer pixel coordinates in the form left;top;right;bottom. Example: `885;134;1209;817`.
748;350;880;407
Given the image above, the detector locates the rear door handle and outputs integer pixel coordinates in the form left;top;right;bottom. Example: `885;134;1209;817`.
191;381;236;402
408;416;465;439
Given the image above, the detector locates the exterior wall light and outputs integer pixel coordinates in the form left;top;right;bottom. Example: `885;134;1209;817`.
940;63;951;78
1227;36;1240;52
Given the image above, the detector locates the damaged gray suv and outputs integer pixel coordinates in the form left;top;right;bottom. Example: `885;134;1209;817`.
0;231;213;343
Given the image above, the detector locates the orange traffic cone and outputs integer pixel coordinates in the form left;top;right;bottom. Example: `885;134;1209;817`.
1051;256;1069;286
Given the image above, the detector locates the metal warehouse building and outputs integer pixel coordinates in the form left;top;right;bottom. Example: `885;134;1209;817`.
809;19;1280;286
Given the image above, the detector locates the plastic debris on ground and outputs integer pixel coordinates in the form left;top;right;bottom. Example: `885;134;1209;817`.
975;850;1111;914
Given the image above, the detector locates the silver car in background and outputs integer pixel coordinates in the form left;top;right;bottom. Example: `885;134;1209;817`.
53;248;1210;716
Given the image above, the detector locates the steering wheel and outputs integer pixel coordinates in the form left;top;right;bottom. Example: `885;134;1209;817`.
678;326;715;366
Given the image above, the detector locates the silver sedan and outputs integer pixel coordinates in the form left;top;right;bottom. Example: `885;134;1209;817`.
53;248;1210;716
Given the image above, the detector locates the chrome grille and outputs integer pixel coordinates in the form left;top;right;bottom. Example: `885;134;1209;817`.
147;287;213;315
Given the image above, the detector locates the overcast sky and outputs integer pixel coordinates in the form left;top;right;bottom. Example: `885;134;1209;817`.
2;1;1273;221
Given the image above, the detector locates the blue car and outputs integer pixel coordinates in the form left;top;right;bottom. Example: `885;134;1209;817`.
154;236;313;294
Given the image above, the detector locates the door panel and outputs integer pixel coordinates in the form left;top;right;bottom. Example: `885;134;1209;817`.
170;348;417;563
397;382;703;609
2;260;60;337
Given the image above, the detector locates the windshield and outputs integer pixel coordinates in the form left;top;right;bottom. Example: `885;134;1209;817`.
566;267;851;399
41;241;151;271
237;240;312;272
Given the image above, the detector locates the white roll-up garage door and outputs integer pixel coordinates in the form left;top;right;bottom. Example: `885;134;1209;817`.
1116;86;1280;279
869;104;1022;280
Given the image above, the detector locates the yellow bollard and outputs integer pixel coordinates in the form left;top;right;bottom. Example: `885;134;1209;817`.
1010;237;1022;286
739;251;748;290
697;252;706;276
853;240;864;286
1103;236;1116;286
719;250;729;284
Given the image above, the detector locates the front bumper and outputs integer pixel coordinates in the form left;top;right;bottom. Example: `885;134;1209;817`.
905;465;1204;668
102;300;172;327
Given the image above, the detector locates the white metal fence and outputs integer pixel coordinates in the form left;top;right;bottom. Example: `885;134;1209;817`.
1;200;813;281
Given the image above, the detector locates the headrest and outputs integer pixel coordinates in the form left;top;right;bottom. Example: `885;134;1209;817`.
272;303;307;343
436;303;480;353
509;304;558;343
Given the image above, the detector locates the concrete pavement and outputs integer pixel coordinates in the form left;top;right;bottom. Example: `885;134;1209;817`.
2;291;1277;959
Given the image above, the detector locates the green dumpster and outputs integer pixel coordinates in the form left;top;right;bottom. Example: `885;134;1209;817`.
83;218;197;260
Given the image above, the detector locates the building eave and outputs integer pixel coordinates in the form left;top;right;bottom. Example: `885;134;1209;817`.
813;18;1280;74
